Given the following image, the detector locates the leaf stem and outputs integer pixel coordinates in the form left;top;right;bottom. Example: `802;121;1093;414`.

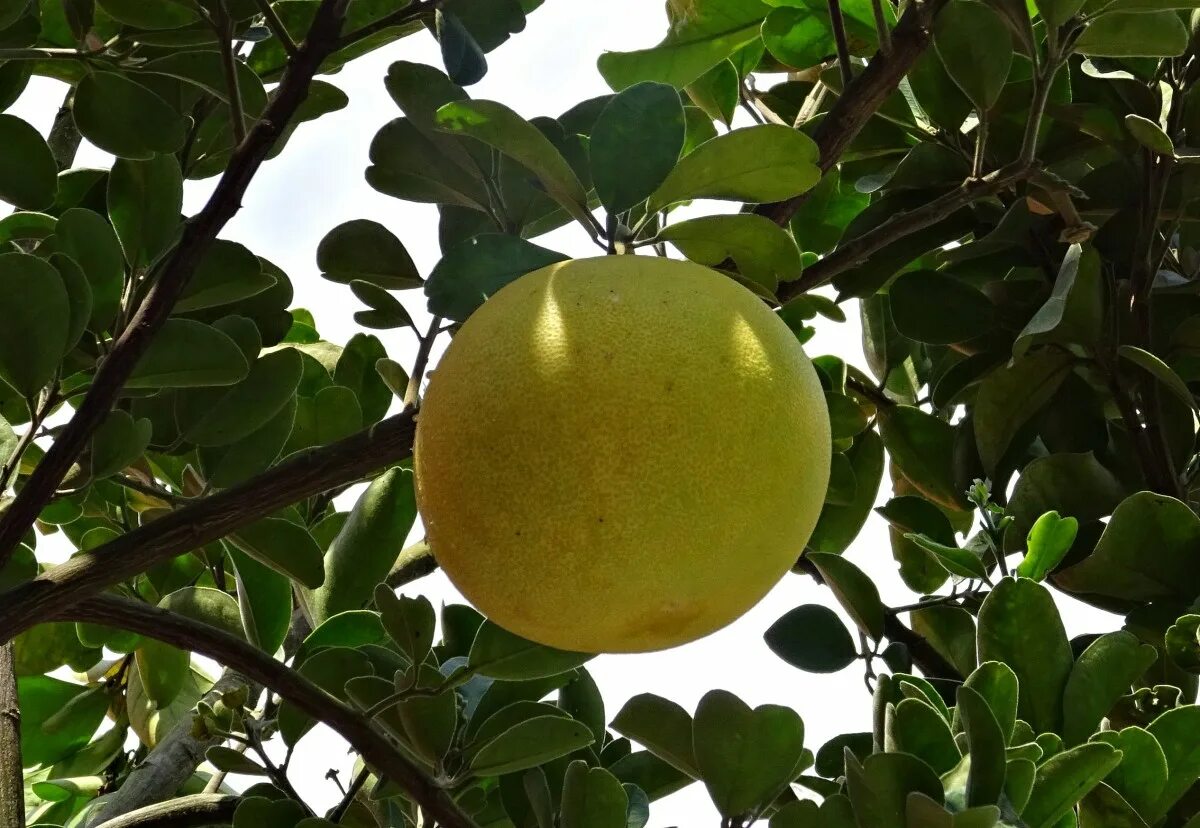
254;0;299;59
216;2;248;146
404;316;444;409
827;0;854;88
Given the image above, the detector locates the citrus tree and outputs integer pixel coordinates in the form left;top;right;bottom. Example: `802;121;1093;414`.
3;0;1200;827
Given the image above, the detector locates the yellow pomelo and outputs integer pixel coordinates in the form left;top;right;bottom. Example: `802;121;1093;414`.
414;256;831;653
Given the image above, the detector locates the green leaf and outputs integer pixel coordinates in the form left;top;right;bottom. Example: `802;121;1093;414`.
49;253;91;355
89;409;151;479
177;240;273;313
909;606;977;679
279;647;374;746
18;676;109;768
0;211;54;246
350;280;413;330
646;124;819;212
107;154;182;269
228;545;292;655
877;406;965;510
1125;114;1174;156
0;114;56;210
807;552;885;640
978;578;1072;734
686;59;739;125
1055;492;1200;604
468;619;592;680
395;664;459;762
559;668;606;746
366;117;490;211
611;693;701;777
561;761;629;828
1146;705;1200;819
374;585;435;663
888;270;995;345
206;745;267;775
1015;244;1104;356
903;533;988;580
294;610;387;665
437;9;487;86
183;349;303;447
436;99;592;227
96;0;199;28
128;319;250;389
1078;783;1151;828
826;393;869;440
808;430;884;553
659;214;803;290
1023;743;1121;828
425;234;567;322
957;685;1007;807
589;83;685;214
134;638;190;708
0;253;69;397
304;467;416;624
334;334;392;424
55;207;124;333
1118;345;1196;412
596;0;770;89
204;395;296;488
469;715;595;777
1017;511;1079;582
232;798;308;828
1165;614;1200;671
877;496;954;594
1074;12;1188;57
1091;727;1166;817
845;752;944;828
1003;452;1124;557
73;71;187;160
933;0;1013;111
887;698;961;774
973;349;1075;474
765;604;857;673
230;516;325;590
961;661;1018;744
762;8;834;70
317;219;421;290
692;689;806;818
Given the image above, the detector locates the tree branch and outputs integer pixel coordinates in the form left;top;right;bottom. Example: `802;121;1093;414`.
827;0;854;87
333;0;439;51
0;644;22;828
255;0;299;59
755;0;950;227
92;794;239;828
59;595;478;828
0;0;356;569
0;411;415;645
777;162;1031;301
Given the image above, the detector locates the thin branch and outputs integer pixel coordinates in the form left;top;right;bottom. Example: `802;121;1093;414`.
778;162;1032;300
871;0;892;55
333;0;439;51
329;768;370;824
92;795;239;828
113;474;191;505
59;595;479;828
404;316;443;409
216;2;248;146
0;0;358;569
0;644;22;828
755;0;951;226
0;411;416;645
254;0;299;58
827;0;854;87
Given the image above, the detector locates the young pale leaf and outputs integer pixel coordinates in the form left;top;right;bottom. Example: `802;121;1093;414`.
977;578;1072;735
107;154;182;269
561;761;629;828
0;253;69;398
469;716;595;777
317;219;421;290
425;234;568;322
765;604;857;673
1017;511;1079;582
304;467;416;625
903;533;989;580
0;114;57;210
590;82;684;214
435;100;592;227
127;319;249;389
467;620;593;680
807;552;885;640
933;1;1012;111
692;689;806;818
1023;743;1121;828
611;693;701;778
646;124;819;212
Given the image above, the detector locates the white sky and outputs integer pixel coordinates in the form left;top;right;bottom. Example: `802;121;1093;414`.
9;2;1120;824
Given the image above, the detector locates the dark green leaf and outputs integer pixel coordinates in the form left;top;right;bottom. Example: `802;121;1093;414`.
904;533;988;580
230;516;325;590
468;619;593;680
1118;345;1196;412
1145;704;1200;820
469;715;596;777
933;0;1013;111
1074;12;1187;57
350;280;414;330
425;234;567;322
961;661;1018;744
228;545;292;655
887;698;960;774
128;319;249;389
0;253;68;397
765;604;857;673
1023;743;1121;828
660;213;803;290
107;154;182;269
973;350;1074;475
611;693;700;777
437;9;487;86
685;59;738;126
73;71;187;159
1015;244;1104;356
55;207;123;332
845;752;943;828
589;82;685;214
561;761;628;828
807;552;885;640
317;220;421;290
808;430;884;553
889;270;995;345
89;409;151;479
877;406;965;510
1062;631;1157;746
957;685;1007;807
0;114;56;210
374;585;435;663
911;606;977;678
1091;727;1166;817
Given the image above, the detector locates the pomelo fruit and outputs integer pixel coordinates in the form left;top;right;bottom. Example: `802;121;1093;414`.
414;256;830;653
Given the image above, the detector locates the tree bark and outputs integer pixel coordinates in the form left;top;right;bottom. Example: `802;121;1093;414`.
0;643;22;828
91;794;238;828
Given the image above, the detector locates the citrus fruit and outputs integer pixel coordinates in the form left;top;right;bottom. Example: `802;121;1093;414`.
414;256;831;653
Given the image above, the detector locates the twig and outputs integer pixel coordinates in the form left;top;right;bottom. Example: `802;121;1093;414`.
871;0;892;55
845;375;895;409
778;162;1032;300
404;316;443;409
334;0;439;50
328;768;370;823
58;595;480;828
0;0;358;569
0;392;51;492
254;0;299;58
215;2;247;146
113;474;191;506
828;0;854;87
971;116;988;179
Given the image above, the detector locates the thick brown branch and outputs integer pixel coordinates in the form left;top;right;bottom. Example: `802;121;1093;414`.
60;595;477;828
0;644;22;828
0;0;354;568
0;411;415;645
756;0;949;227
777;163;1031;301
92;793;239;828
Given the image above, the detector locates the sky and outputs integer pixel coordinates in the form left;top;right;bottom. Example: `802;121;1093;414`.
9;1;1120;824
